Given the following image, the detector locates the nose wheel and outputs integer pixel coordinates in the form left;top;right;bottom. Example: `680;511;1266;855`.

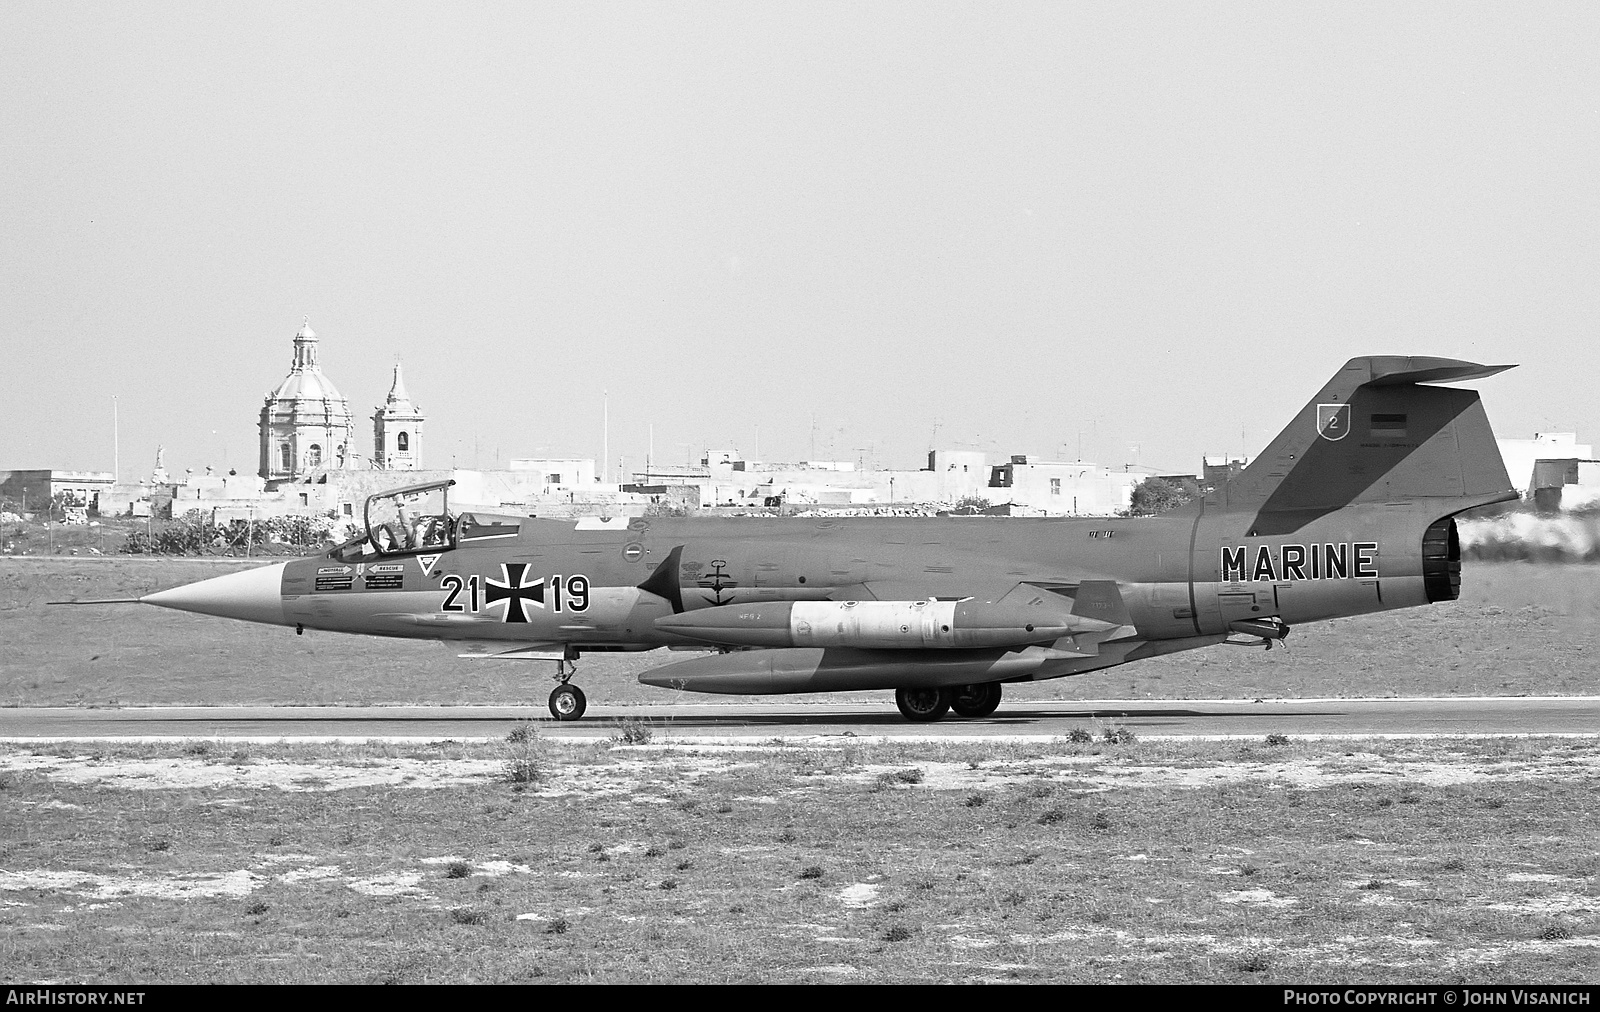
549;683;587;721
548;651;587;721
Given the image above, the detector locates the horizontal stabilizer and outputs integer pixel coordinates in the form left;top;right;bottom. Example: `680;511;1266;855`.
1359;357;1514;386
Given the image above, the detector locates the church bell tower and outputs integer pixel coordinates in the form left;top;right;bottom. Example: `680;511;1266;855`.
372;361;425;470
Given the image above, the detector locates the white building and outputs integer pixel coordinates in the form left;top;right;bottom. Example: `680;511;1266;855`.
508;458;598;488
0;470;115;512
1496;433;1600;511
1497;433;1594;496
629;449;1157;515
986;456;1153;516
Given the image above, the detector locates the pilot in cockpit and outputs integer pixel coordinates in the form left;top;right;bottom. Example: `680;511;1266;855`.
396;503;419;551
415;514;448;549
395;500;449;551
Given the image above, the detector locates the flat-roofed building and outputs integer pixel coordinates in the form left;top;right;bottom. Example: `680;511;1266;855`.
0;470;115;511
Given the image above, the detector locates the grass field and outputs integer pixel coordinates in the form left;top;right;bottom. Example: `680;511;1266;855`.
3;557;1599;708
1;734;1595;983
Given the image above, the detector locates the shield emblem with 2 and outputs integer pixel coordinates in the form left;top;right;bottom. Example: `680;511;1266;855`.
1317;403;1351;441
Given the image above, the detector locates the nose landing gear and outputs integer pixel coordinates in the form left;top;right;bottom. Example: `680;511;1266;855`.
549;683;587;721
548;651;587;721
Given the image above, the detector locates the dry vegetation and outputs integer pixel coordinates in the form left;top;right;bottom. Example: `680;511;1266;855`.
3;557;1599;708
1;735;1595;983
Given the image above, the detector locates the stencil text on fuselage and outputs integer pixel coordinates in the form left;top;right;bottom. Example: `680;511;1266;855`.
1221;543;1378;583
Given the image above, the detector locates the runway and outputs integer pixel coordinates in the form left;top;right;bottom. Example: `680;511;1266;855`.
1;696;1595;742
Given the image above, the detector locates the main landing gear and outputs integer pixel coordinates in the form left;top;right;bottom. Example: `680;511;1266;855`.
548;652;587;721
895;683;1003;722
950;682;1003;718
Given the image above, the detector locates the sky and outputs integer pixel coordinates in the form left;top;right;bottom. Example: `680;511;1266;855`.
4;2;1598;482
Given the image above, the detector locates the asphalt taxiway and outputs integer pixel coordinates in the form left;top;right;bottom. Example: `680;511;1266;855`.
0;696;1594;741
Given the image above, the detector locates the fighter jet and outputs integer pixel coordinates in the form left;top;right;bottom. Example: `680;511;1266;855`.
131;356;1515;721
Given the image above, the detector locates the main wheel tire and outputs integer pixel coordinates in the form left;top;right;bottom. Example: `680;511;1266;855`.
895;687;951;722
950;682;1002;718
549;684;587;721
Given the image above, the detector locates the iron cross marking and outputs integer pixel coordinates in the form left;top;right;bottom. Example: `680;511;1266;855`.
484;563;545;623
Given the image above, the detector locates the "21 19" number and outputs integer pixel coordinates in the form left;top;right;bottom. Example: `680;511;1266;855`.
440;574;590;613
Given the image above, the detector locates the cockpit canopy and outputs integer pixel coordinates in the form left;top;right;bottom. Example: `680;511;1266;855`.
367;480;453;554
330;480;456;561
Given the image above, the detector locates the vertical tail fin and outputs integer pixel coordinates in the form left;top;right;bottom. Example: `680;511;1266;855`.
1214;356;1517;535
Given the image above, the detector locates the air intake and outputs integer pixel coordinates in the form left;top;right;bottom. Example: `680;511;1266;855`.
1422;516;1461;603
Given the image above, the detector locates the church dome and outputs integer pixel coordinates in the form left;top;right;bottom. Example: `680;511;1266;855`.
258;318;356;481
266;317;348;404
269;364;346;403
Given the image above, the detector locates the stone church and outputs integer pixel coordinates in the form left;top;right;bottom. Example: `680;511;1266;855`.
257;320;424;482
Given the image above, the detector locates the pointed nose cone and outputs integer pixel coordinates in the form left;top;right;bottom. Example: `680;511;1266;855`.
142;562;289;626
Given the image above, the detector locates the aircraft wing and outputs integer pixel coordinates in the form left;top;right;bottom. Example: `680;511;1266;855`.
454;641;568;661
